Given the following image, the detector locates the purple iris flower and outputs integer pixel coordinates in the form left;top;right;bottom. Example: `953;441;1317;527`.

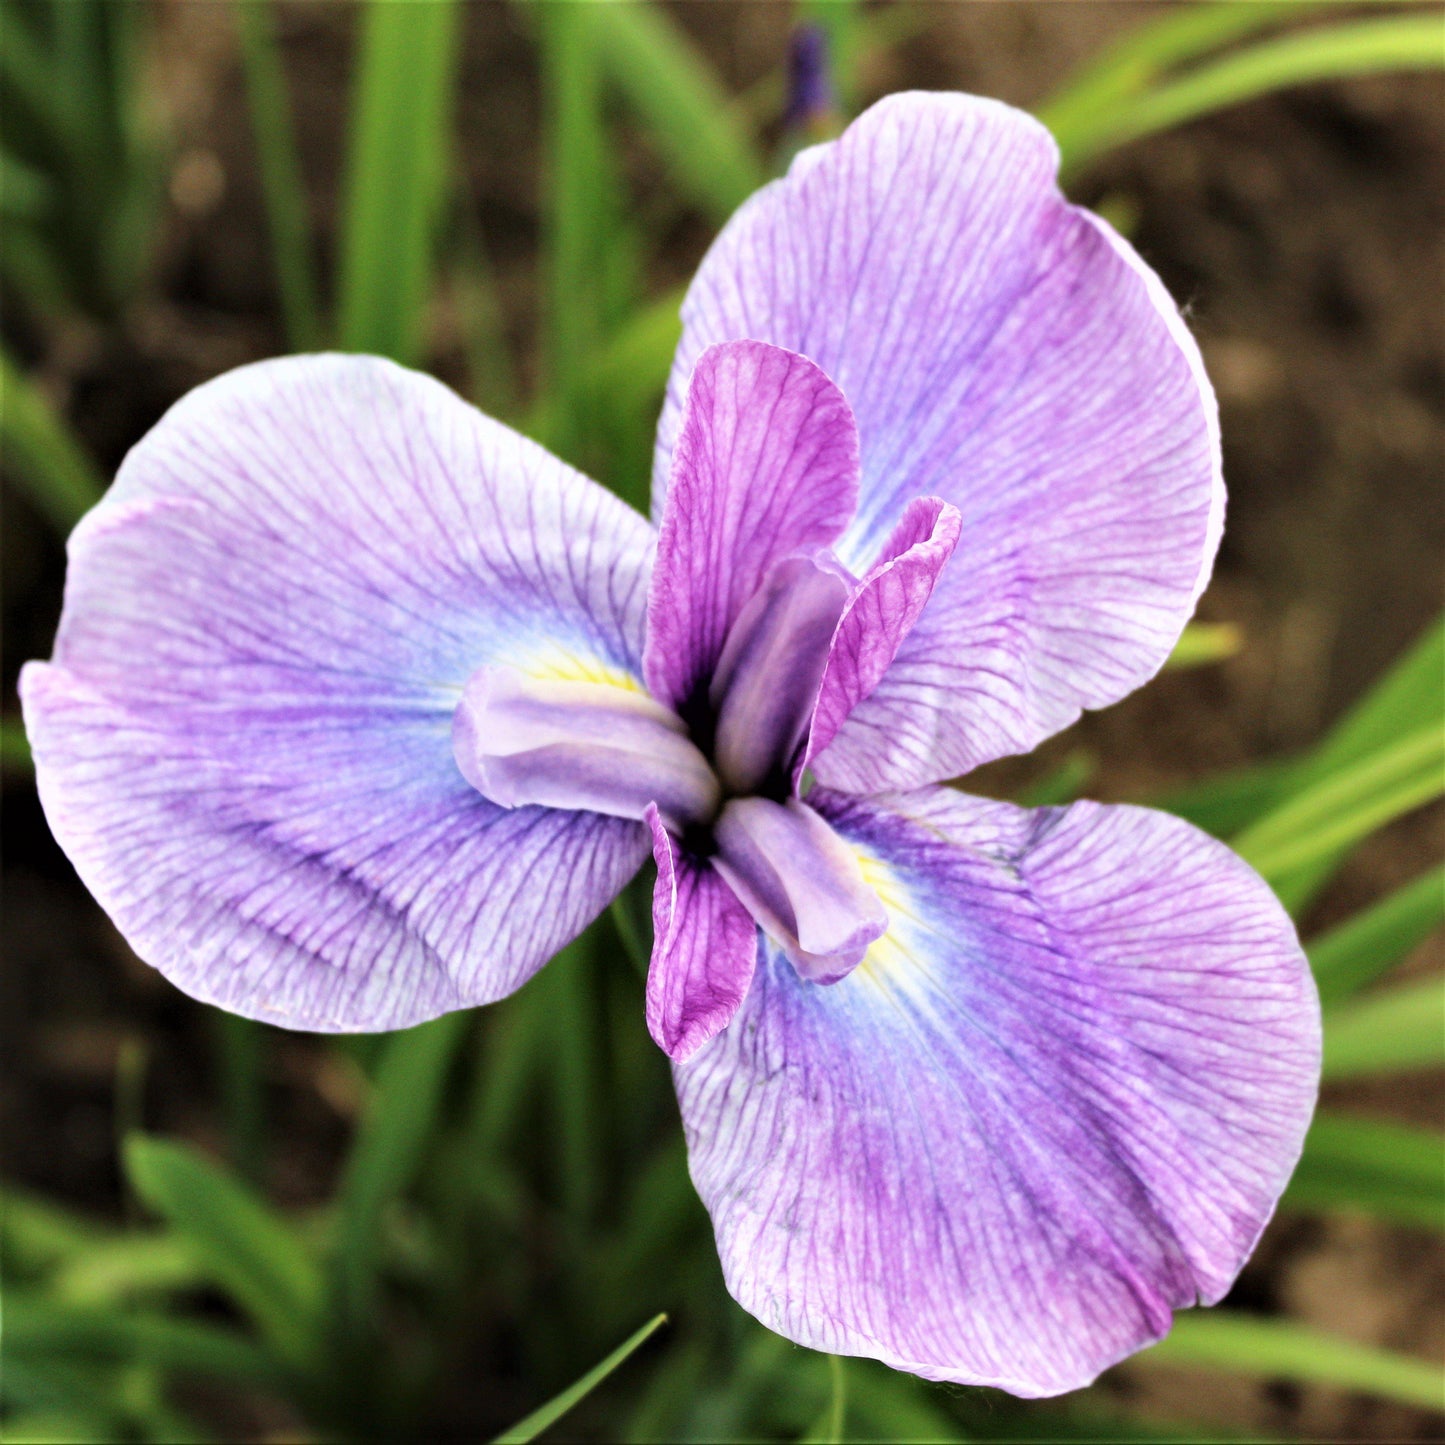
22;94;1320;1395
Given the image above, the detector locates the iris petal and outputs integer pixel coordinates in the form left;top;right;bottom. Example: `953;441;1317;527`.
645;339;860;714
656;92;1223;786
644;806;759;1063
21;355;654;1030
800;496;961;792
675;786;1319;1395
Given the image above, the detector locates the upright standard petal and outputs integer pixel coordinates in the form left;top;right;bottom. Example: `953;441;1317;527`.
644;807;759;1063
655;93;1223;786
644;340;859;714
22;355;655;1031
675;788;1319;1395
800;496;960;792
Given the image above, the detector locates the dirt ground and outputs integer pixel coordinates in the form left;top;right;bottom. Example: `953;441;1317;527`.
3;3;1442;1440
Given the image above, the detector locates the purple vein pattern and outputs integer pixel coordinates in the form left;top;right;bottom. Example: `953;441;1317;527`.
22;92;1318;1394
656;92;1224;787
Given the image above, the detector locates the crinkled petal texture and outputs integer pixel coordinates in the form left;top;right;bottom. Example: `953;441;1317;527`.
644;806;759;1063
655;92;1224;788
21;355;655;1031
645;339;859;713
675;788;1319;1396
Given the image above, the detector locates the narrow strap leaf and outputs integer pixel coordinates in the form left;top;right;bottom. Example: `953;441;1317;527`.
1321;975;1445;1079
330;1011;470;1328
4;1295;288;1389
1060;14;1445;176
1165;621;1242;669
1143;1313;1444;1410
1233;723;1442;887
585;1;765;223
1283;1112;1445;1230
1309;865;1445;1005
337;0;462;363
233;0;322;351
0;348;105;533
492;1313;668;1443
122;1135;323;1369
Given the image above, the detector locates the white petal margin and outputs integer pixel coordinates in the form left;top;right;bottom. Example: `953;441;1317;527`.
674;788;1319;1396
21;355;655;1030
655;92;1225;786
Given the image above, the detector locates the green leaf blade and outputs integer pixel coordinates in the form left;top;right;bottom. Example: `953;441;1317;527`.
1061;13;1445;176
1233;723;1443;888
1;347;105;533
492;1313;668;1444
1321;975;1445;1079
122;1135;323;1369
586;0;766;224
1283;1112;1445;1230
337;0;462;364
1308;864;1445;1005
1143;1312;1445;1411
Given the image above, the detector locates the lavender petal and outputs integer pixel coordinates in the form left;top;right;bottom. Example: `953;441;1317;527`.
711;554;850;795
712;797;886;983
656;93;1223;786
677;787;1320;1394
453;667;719;831
800;496;960;792
644;806;759;1062
644;340;860;714
21;355;655;1030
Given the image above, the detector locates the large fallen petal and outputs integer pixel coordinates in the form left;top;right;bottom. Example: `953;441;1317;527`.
675;788;1319;1395
22;355;655;1030
656;93;1222;786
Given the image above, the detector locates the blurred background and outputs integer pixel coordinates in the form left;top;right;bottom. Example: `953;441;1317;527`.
2;2;1442;1440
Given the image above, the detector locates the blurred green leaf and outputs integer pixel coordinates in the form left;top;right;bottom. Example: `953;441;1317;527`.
1166;621;1242;669
1021;749;1096;808
0;347;105;533
0;1411;118;1444
585;1;766;225
1284;1113;1445;1230
1059;13;1445;176
1233;723;1442;885
1159;759;1295;839
210;1010;268;1185
338;0;462;363
0;0;160;320
1142;1312;1445;1410
52;1232;208;1306
535;0;643;481
1272;614;1445;910
1;146;53;218
233;0;322;351
1;1187;100;1271
798;1355;848;1444
1309;864;1444;1005
840;1360;968;1442
331;1011;469;1325
1321;974;1444;1079
123;1135;322;1369
538;931;604;1221
1042;0;1314;158
493;1313;668;1444
4;1295;287;1390
1164;615;1443;872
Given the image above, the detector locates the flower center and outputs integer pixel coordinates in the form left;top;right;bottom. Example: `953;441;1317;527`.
451;551;884;980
